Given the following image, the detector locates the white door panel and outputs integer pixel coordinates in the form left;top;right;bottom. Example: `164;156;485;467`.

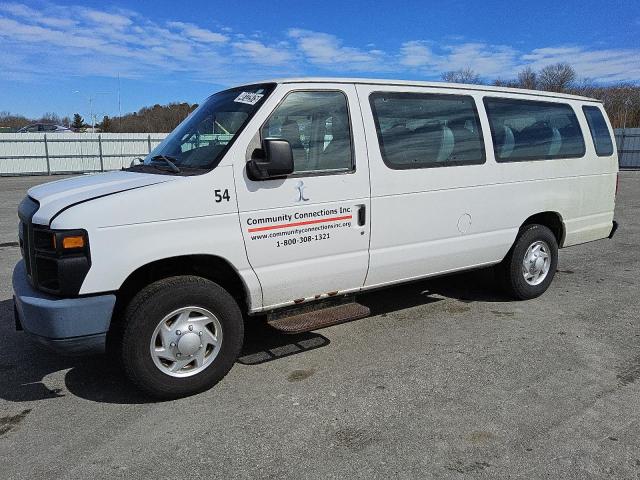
232;83;371;310
357;84;502;287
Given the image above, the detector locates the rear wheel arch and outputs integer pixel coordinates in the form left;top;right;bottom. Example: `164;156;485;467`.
520;211;565;247
496;223;559;300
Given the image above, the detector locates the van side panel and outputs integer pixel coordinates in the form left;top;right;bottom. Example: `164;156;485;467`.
358;84;617;289
359;85;512;287
51;167;264;310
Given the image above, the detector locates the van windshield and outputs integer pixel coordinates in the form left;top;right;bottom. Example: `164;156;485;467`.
137;84;275;174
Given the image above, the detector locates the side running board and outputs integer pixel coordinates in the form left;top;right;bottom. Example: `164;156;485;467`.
267;302;371;334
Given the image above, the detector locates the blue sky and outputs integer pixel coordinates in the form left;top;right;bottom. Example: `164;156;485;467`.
0;0;639;119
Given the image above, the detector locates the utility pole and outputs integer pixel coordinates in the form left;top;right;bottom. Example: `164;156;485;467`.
117;73;122;133
72;90;111;132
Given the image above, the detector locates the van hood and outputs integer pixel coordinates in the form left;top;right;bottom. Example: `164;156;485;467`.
28;171;176;225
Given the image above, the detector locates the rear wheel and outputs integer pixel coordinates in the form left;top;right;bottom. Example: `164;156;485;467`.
495;224;558;300
120;276;243;399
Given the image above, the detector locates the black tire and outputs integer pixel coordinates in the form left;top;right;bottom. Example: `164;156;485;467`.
120;276;244;399
495;224;558;300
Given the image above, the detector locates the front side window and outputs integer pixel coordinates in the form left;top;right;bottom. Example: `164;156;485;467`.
369;92;485;169
142;83;275;173
582;106;614;156
261;91;353;173
484;98;585;162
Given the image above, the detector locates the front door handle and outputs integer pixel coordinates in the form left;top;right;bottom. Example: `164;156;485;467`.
357;204;366;226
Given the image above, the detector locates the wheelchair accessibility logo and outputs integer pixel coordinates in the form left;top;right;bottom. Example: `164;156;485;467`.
295;180;309;202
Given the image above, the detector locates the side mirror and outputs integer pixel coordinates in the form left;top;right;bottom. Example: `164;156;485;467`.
247;138;294;180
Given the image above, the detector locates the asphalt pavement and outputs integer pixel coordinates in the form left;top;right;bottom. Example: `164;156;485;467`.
0;172;639;479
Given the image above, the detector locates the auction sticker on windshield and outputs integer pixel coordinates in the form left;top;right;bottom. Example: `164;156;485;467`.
234;92;264;105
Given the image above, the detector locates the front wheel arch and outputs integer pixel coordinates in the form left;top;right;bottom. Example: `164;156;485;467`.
114;254;249;315
107;255;250;361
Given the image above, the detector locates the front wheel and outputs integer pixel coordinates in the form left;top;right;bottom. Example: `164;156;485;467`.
120;276;244;399
495;224;558;300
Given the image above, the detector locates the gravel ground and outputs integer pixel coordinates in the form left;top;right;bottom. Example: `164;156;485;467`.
0;172;638;480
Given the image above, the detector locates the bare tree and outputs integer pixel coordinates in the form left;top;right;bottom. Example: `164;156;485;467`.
99;115;113;132
0;111;31;130
39;112;62;124
517;67;537;90
576;82;640;129
493;78;519;88
537;63;576;92
110;102;197;133
442;68;483;85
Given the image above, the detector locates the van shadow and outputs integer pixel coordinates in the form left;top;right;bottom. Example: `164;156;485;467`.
0;268;509;405
359;266;512;312
238;320;330;366
0;298;150;404
0;298;332;405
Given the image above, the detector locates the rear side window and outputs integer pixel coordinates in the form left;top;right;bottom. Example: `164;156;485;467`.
369;92;485;169
484;98;585;162
582;106;614;156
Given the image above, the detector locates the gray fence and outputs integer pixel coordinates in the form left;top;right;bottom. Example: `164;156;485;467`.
1;129;638;176
615;128;640;169
0;133;168;176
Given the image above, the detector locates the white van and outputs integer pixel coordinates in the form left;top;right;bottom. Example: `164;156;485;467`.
13;78;618;398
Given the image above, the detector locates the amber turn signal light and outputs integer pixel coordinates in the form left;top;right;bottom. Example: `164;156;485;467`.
62;235;85;249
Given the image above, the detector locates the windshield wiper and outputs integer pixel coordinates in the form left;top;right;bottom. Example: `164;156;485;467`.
150;155;181;173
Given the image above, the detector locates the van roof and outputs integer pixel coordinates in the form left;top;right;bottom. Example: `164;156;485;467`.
255;77;601;103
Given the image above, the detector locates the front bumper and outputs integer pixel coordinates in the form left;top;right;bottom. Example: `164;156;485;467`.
12;260;116;355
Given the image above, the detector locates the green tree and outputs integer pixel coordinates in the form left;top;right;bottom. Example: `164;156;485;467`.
71;113;85;130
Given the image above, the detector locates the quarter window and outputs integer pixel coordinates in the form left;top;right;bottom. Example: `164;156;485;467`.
369;92;485;169
484;98;585;162
261;91;353;173
582;106;614;156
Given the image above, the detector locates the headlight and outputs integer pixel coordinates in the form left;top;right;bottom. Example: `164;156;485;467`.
31;227;91;296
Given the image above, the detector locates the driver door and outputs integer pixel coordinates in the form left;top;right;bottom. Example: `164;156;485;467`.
232;83;371;310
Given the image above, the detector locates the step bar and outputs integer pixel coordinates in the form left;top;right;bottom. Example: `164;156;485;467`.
267;301;371;334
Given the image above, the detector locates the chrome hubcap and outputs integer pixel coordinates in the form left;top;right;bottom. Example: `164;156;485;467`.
149;306;223;378
522;240;551;286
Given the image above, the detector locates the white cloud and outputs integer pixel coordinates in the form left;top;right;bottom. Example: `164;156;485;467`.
443;43;519;77
0;2;76;27
80;9;132;29
166;21;228;43
399;41;519;77
233;40;292;65
288;28;389;71
398;40;640;83
0;2;638;87
522;46;640;82
399;41;438;68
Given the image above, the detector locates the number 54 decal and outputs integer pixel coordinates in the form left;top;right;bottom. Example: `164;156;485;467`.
214;189;231;203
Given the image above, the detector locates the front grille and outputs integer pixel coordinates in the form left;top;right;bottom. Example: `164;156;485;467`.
17;196;91;297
